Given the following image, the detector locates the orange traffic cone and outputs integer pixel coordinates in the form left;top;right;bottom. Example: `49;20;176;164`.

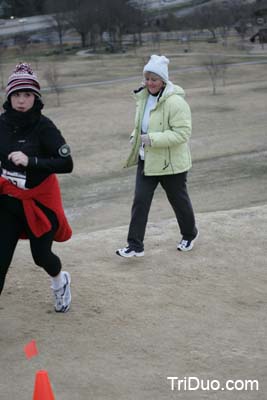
33;370;55;400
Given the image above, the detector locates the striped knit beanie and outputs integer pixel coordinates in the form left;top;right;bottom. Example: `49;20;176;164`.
6;62;41;98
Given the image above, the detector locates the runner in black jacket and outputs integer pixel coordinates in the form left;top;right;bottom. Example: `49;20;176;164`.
0;62;73;312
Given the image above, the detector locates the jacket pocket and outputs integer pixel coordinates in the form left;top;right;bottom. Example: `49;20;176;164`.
145;147;169;173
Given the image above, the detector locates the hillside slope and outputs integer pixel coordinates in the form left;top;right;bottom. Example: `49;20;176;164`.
0;204;266;399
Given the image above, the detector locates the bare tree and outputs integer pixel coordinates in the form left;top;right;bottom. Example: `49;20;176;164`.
189;4;222;41
180;0;254;46
98;0;139;52
7;0;45;17
14;32;31;57
125;5;146;48
228;0;255;47
0;45;6;89
153;32;162;52
203;55;228;95
53;0;145;52
216;3;235;47
65;0;97;48
45;0;71;53
91;0;146;52
161;12;179;32
43;62;62;106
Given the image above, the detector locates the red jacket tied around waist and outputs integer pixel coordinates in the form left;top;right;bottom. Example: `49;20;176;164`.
0;174;72;242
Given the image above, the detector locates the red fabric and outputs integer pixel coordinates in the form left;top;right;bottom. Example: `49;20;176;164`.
0;174;72;242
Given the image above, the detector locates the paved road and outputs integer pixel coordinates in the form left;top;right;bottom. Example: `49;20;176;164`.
0;15;54;36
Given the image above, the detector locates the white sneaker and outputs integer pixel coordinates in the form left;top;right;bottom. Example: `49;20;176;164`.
116;246;144;258
177;230;199;252
52;271;71;313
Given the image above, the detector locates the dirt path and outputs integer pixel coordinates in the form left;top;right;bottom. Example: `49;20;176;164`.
0;205;266;399
63;149;267;236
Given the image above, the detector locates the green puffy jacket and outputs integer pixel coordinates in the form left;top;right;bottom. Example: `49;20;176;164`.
125;82;192;176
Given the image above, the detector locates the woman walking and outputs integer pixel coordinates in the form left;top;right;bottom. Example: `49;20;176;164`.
116;55;198;257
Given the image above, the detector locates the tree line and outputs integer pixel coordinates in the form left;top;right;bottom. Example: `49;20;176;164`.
2;0;145;50
1;0;261;51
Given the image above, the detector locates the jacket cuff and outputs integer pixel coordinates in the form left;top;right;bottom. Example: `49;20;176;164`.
28;157;38;168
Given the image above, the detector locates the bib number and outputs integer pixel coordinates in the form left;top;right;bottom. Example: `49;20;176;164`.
1;168;27;190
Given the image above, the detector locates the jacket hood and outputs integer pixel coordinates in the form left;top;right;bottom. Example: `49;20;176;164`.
165;81;185;97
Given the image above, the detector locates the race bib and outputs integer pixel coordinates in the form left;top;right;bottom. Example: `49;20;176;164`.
1;168;27;190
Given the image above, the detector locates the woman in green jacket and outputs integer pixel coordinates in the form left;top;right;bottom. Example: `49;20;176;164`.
116;55;198;257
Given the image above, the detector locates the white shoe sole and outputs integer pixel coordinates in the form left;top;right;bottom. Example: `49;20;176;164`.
177;230;199;252
116;249;144;258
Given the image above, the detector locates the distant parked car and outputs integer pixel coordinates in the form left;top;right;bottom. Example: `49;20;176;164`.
28;34;46;44
250;28;267;44
105;42;126;53
2;38;15;47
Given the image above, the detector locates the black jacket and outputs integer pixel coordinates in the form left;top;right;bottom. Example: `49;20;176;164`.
0;99;73;189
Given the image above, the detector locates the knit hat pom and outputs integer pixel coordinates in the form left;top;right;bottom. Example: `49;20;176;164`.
14;62;35;75
6;62;41;98
143;54;170;83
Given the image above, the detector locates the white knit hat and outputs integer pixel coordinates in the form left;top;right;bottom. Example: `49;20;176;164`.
143;55;169;82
